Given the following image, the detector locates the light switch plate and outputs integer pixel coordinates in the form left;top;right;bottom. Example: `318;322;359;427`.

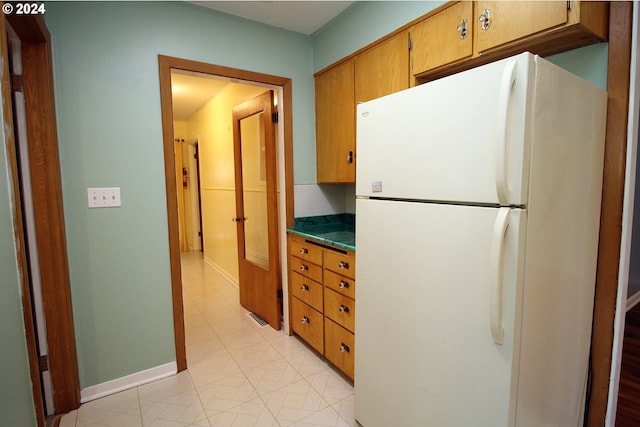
87;187;121;208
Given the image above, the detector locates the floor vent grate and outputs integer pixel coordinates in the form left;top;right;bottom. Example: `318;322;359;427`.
246;312;269;328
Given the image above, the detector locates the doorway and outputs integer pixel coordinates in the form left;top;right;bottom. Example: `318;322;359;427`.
1;14;80;426
158;55;294;372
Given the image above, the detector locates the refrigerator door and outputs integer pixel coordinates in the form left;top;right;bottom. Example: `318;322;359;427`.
354;198;525;427
356;52;534;206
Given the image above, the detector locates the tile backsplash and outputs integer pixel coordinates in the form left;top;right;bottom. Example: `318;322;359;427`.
294;184;355;217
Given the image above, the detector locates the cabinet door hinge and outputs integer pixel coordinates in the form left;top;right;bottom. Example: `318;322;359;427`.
567;1;572;11
11;74;23;93
277;288;283;299
38;355;49;372
272;111;278;123
408;37;413;51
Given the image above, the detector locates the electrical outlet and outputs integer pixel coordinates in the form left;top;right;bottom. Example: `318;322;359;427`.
87;187;121;208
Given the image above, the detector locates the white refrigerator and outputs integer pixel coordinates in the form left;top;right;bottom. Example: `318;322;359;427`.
354;52;607;427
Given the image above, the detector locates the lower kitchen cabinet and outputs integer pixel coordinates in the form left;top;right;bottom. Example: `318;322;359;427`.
325;319;355;379
291;296;324;354
288;233;356;379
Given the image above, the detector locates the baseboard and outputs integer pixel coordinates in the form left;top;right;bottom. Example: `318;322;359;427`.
203;256;239;289
80;361;177;403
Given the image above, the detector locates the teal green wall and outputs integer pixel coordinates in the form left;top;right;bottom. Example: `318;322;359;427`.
0;105;37;423
39;0;609;393
45;1;315;389
547;42;609;90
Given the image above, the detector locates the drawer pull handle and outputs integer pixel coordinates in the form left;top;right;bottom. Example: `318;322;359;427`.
479;8;491;31
300;264;309;271
300;248;308;255
339;281;350;289
339;343;350;353
301;284;309;291
339;304;350;314
338;261;350;270
301;316;310;324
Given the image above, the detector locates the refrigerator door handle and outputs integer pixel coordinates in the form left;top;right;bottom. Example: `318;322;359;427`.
489;207;510;345
495;60;517;205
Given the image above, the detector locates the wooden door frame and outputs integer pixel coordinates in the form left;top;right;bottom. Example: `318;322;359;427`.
587;3;633;426
2;13;80;424
158;55;294;371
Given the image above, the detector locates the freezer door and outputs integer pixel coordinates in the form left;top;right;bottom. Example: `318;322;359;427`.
354;199;525;427
356;52;534;206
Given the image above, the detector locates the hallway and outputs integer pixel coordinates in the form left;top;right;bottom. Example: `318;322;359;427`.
60;251;354;427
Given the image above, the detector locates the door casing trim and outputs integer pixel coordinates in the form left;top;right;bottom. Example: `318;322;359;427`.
158;55;295;371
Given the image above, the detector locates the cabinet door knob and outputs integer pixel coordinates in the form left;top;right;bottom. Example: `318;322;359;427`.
339;281;350;289
339;304;350;314
456;18;468;39
300;264;309;271
301;316;310;324
301;284;309;291
300;248;308;254
339;343;350;353
479;9;491;31
338;261;349;270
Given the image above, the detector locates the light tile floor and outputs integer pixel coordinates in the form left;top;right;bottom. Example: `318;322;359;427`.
60;251;355;427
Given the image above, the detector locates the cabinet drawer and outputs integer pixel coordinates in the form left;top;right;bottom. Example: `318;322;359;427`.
324;251;355;280
324;270;355;300
324;288;355;333
291;297;324;354
290;255;323;283
325;319;355;379
289;238;323;265
290;271;323;312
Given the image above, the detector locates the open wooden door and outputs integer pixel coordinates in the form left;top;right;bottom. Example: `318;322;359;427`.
232;90;282;330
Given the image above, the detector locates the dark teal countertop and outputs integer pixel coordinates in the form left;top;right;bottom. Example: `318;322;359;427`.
287;214;355;252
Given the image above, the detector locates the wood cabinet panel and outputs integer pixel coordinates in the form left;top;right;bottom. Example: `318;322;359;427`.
324;288;355;333
290;271;323;313
324;270;355;300
290;255;323;283
325;319;355;379
289;238;323;265
315;60;355;183
355;31;410;103
291;297;324;354
324;250;355;280
474;1;568;54
410;2;473;76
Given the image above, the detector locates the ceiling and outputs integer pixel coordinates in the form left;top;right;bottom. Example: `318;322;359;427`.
173;1;354;121
171;71;230;121
190;1;354;35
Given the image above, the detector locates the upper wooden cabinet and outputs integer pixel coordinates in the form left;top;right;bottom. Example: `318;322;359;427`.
474;1;608;56
410;2;474;78
355;31;410;103
315;59;355;183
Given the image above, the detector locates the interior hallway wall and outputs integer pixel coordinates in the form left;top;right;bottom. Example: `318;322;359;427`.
186;83;267;284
